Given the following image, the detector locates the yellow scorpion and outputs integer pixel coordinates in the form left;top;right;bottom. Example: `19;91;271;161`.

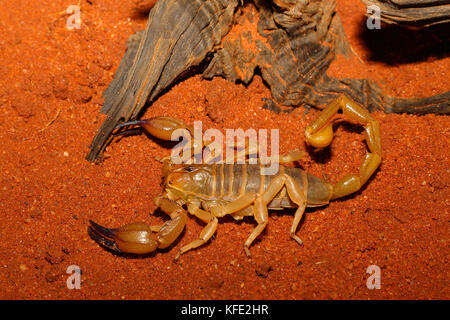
89;96;381;259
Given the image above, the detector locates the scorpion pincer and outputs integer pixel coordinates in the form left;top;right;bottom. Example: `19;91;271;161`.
88;96;381;259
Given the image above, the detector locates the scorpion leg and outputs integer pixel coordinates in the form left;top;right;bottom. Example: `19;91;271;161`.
154;197;188;249
189;193;267;258
243;172;308;256
231;139;305;165
211;193;257;217
285;174;308;245
88;197;187;254
175;203;218;260
279;149;306;163
305;95;382;199
243;196;268;258
243;175;286;257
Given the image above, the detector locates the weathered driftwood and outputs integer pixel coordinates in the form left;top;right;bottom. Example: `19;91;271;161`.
87;0;449;161
87;0;239;161
363;0;450;27
203;0;449;113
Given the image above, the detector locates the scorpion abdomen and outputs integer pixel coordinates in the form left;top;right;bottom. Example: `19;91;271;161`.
195;164;332;208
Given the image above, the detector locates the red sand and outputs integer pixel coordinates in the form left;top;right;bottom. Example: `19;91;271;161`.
0;0;448;299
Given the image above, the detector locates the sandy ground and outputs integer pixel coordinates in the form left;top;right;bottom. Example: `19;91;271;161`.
0;0;448;299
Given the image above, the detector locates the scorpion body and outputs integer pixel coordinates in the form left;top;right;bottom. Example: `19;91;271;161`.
89;96;381;259
164;163;333;211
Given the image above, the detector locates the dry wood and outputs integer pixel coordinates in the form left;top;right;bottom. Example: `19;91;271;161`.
204;0;449;113
87;0;239;161
363;0;450;26
87;0;449;161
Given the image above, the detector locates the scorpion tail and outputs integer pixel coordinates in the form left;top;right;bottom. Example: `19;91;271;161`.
305;95;382;200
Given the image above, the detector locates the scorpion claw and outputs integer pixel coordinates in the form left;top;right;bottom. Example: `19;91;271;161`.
114;120;147;130
89;198;188;256
114;117;192;141
89;219;116;238
88;220;159;255
88;221;123;254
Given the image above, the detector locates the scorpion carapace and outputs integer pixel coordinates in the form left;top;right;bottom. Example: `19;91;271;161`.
88;95;381;259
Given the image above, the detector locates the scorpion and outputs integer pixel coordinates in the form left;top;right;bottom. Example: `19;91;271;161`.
89;96;381;260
